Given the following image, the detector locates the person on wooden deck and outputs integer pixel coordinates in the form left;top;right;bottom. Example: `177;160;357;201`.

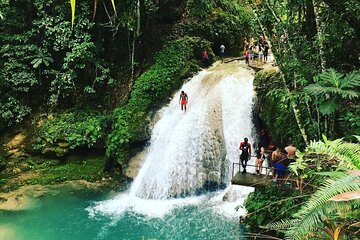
239;137;251;174
253;144;265;175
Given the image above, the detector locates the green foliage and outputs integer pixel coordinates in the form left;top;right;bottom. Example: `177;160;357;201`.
0;0;113;127
0;96;31;126
288;136;360;190
34;112;107;156
264;137;360;239
177;0;255;54
265;173;360;240
244;186;305;233
254;68;314;147
29;156;107;184
305;69;360;115
339;109;360;137
253;0;360;142
106;37;209;163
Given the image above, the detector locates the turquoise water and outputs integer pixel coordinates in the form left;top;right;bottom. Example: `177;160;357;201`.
0;188;247;240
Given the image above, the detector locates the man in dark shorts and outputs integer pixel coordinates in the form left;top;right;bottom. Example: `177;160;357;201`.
179;90;188;113
239;137;251;174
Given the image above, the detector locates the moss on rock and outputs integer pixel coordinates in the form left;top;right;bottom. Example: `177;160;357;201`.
106;37;213;165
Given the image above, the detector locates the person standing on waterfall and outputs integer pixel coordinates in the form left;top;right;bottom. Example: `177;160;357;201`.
239;137;251;174
179;90;188;113
220;44;225;63
202;49;209;67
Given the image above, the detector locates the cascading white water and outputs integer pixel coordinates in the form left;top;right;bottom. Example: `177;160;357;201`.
88;61;256;218
130;63;255;199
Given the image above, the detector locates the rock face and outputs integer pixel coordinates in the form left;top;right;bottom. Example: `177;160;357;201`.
0;180;107;211
3;132;27;159
124;150;147;178
0;185;46;211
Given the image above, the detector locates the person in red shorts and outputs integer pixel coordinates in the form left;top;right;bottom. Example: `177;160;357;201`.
179;90;188;113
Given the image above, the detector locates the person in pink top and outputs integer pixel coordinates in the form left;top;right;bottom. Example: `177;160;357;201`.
202;49;209;67
245;49;250;65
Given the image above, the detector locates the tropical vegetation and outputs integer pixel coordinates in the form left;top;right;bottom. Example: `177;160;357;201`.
0;0;359;238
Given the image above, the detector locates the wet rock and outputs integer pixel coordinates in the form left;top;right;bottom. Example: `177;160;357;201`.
3;132;27;159
12;168;22;174
4;132;26;150
208;171;220;183
57;141;69;148
19;163;31;171
0;161;6;172
124;150;147;178
42;146;67;157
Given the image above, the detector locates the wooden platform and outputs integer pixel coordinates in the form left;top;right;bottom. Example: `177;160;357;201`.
231;163;296;189
231;172;275;187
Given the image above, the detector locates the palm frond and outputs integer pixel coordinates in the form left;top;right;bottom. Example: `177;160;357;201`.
304;84;329;96
326;138;360;169
318;68;344;86
341;70;360;88
306;137;359;169
315;171;346;178
319;98;339;115
264;219;300;230
306;85;359;99
285;174;360;239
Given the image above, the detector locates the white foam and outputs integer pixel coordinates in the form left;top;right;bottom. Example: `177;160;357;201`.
88;62;256;219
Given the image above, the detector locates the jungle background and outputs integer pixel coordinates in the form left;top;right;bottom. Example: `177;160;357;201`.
0;0;359;239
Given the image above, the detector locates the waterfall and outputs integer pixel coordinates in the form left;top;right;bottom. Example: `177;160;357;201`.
88;61;256;218
130;63;255;199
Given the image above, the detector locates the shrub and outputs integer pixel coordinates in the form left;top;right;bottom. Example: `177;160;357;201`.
34;112;108;156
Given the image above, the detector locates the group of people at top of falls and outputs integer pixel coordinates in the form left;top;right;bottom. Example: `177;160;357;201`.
201;31;289;69
238;135;303;191
244;34;270;66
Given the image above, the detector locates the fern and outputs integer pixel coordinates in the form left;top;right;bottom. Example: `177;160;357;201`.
285;175;360;239
305;69;360;117
264;219;300;230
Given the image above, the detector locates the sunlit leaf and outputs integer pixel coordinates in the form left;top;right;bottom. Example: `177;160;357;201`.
331;190;360;201
348;170;360;176
110;0;117;16
70;0;76;28
93;0;99;20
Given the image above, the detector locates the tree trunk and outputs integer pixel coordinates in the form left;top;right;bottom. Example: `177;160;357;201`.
128;0;141;90
314;2;326;71
305;0;317;39
250;0;310;146
281;74;310;146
